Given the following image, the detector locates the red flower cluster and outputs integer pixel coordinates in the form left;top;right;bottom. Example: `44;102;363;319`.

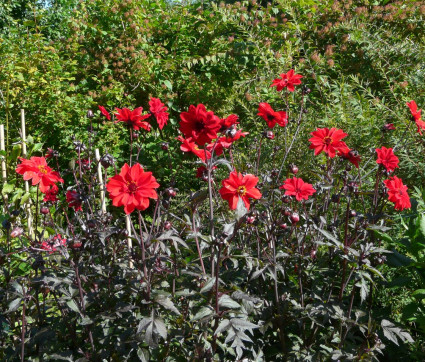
384;176;411;211
219;171;262;210
376;146;399;173
43;186;59;202
41;234;67;254
280;177;316;201
16;157;63;193
406;100;425;135
308;128;349;158
149;97;169;130
258;103;288;128
179;104;221;146
220;114;239;130
115;107;151;131
106;163;159;214
338;148;361;168
66;190;83;211
271;69;303;92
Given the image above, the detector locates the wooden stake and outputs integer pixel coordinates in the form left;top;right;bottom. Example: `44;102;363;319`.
21;110;33;238
0;125;6;182
126;214;133;268
95;149;106;214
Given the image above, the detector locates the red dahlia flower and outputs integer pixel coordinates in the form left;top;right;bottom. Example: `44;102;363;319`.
43;185;59;202
16;157;64;193
406;100;425;135
106;163;159;214
66;190;83;211
217;128;249;148
271;69;303;92
308;127;349;158
407;100;422;121
338;149;361;168
258;102;288;128
219;171;262;210
220;114;239;130
149;97;169;130
177;136;211;161
280;177;316;201
376;146;399;173
115;107;151;131
179;104;221;146
383;176;411;211
98;105;111;120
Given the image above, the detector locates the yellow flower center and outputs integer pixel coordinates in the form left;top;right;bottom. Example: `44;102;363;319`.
323;136;333;145
38;165;49;174
127;181;138;193
237;186;247;196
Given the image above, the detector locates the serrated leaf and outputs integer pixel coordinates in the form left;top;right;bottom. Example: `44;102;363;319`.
230;318;258;330
154;317;167;340
137;348;149;362
6;298;22;313
66;299;80;314
250;267;266;281
192;306;214;321
155;295;180;315
219;295;241;309
215;319;230;336
200;277;216;293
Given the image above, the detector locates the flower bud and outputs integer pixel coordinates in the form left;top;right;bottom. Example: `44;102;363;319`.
164;221;172;230
45;148;59;159
166;188;177;197
302;86;311;94
290;164;299;174
382;123;395;131
160;142;169;151
40;206;49;215
87;109;94;118
100;153;114;168
246;216;256;224
279;222;288;230
349;210;357;218
290;212;300;224
11;227;23;238
283;208;292;216
263;130;274;140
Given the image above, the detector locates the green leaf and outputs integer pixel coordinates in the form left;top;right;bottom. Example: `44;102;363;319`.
200;277;216;293
6;298;22;313
219;295;241;310
163;80;172;90
192;306;214;321
2;183;14;195
412;289;425;299
66;299;80;314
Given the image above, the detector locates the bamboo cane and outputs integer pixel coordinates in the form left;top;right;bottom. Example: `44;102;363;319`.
0;125;7;212
0;125;6;182
126;214;133;268
21;110;33;238
95;149;106;214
